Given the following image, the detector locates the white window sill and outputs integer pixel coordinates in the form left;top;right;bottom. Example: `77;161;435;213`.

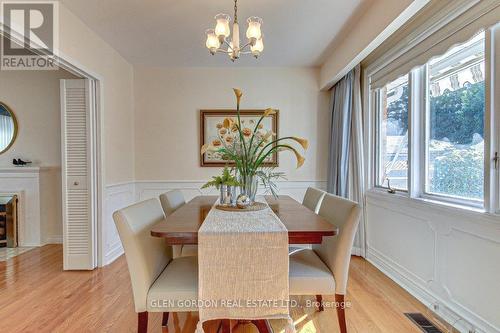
365;188;497;219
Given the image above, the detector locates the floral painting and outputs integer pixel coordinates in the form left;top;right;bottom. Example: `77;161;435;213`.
200;110;279;167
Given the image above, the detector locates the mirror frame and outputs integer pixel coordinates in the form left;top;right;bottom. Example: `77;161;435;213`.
0;102;18;155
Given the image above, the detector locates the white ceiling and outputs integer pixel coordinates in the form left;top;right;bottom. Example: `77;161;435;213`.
61;0;365;67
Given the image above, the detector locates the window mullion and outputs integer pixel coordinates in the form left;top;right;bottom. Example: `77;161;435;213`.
485;26;497;213
409;67;425;198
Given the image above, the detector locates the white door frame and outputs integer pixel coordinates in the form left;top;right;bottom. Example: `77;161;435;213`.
1;29;106;268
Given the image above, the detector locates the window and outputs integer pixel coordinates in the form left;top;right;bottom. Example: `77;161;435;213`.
425;33;485;202
377;75;409;191
372;31;489;207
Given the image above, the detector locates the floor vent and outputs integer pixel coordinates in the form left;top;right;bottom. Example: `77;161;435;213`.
405;313;443;333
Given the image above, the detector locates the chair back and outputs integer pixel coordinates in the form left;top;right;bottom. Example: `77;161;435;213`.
113;198;172;312
159;190;186;216
313;193;361;295
302;187;326;213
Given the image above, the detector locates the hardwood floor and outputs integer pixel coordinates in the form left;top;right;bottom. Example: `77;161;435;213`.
0;245;446;332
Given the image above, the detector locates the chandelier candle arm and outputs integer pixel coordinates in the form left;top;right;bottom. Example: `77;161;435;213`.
205;0;263;61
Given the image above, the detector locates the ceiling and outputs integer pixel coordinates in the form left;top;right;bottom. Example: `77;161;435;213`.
61;0;365;67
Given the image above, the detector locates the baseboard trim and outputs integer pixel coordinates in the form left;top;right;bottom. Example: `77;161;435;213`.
44;236;63;244
104;242;124;266
351;246;364;257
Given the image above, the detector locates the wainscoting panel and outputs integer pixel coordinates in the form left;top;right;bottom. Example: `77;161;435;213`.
365;191;500;333
103;182;135;265
443;228;500;330
366;202;436;285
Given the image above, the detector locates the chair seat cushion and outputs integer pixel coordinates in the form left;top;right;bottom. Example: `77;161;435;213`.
289;249;335;295
147;256;198;312
181;244;198;257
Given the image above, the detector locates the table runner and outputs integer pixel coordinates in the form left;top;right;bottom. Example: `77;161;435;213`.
195;197;295;333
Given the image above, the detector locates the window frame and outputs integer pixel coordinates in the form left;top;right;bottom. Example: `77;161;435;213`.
421;58;486;208
373;74;410;192
369;30;494;211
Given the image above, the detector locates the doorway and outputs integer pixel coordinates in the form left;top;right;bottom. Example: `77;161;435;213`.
0;31;103;270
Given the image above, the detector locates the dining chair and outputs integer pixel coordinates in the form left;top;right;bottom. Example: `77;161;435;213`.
289;193;361;333
159;189;185;215
302;187;326;213
289;187;327;254
159;190;198;257
113;198;198;333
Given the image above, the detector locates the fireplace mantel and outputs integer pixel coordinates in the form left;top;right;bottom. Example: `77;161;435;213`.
0;167;40;173
0;167;41;246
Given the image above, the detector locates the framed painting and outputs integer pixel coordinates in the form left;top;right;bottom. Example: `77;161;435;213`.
200;109;279;167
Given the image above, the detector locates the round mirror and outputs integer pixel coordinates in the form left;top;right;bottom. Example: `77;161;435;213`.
0;102;18;154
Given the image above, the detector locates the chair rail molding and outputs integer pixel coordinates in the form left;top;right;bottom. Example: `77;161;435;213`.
134;180;328;203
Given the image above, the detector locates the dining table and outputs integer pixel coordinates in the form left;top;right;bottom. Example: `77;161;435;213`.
150;194;338;333
150;195;338;244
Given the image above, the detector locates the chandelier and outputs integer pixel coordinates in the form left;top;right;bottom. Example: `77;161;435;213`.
205;0;264;61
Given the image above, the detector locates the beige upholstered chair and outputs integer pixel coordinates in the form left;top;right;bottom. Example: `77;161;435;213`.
289;187;327;254
159;190;198;257
302;187;326;213
289;193;361;333
113;198;198;333
159;189;186;215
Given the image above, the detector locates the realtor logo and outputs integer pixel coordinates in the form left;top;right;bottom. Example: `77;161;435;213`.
1;1;59;70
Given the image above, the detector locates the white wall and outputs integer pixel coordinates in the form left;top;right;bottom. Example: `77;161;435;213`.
0;70;75;166
58;4;136;185
133;67;330;182
0;69;77;244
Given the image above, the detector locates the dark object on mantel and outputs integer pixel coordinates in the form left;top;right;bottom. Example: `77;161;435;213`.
12;158;32;166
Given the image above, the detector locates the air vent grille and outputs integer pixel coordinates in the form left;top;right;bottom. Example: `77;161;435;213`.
405;313;443;333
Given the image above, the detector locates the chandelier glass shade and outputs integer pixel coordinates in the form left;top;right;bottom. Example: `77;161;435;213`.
205;0;264;61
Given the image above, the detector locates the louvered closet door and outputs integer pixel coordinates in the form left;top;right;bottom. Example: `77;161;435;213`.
61;79;95;270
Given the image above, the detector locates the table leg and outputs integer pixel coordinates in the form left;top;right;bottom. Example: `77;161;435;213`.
252;320;273;333
219;319;231;333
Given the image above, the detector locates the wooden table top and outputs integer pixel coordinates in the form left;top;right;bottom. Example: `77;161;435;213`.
150;195;338;244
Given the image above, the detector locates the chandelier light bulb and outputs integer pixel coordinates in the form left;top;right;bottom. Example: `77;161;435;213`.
246;17;262;41
251;37;264;57
205;29;220;54
215;13;231;38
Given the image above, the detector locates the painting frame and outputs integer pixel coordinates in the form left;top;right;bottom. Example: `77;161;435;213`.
200;109;279;167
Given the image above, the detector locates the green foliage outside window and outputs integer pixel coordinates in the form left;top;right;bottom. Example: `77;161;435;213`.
385;81;485;199
430;144;484;199
430;83;484;144
386;82;484;143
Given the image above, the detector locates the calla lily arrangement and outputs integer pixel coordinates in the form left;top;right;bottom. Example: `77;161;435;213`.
201;88;308;199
